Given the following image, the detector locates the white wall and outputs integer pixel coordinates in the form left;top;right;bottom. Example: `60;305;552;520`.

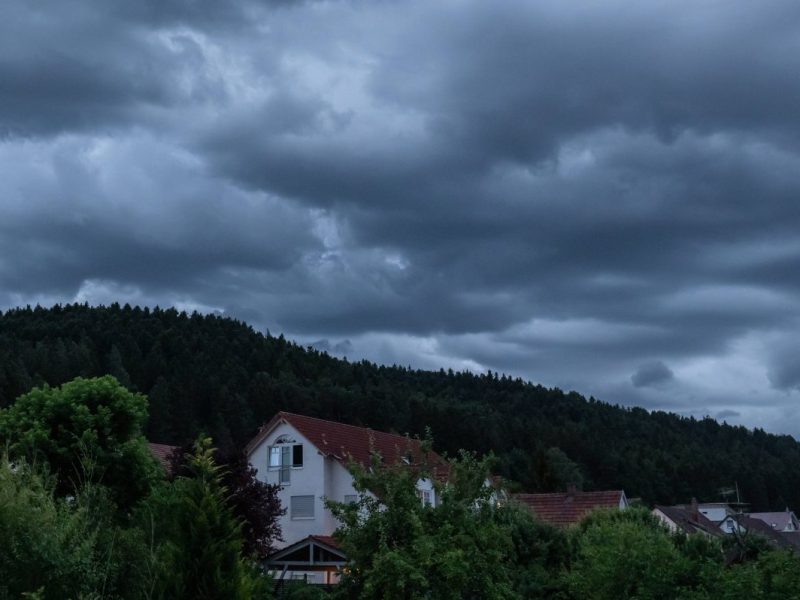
652;508;678;533
249;419;442;549
698;505;730;522
249;422;330;548
322;459;362;534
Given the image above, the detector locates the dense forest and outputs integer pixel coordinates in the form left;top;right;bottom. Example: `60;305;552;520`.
1;303;798;511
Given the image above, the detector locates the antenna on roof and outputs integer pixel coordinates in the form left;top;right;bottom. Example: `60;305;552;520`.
719;483;748;511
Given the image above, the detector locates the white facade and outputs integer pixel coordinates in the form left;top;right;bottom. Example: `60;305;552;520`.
717;515;745;534
697;503;733;523
248;419;438;549
652;508;679;533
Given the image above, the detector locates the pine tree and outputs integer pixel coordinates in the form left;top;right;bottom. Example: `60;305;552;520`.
147;437;268;600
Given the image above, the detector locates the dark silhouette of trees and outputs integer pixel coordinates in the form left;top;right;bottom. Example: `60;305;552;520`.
2;303;800;510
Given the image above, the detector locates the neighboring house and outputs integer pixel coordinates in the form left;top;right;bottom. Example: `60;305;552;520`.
717;514;747;534
512;486;628;527
245;411;449;584
748;510;800;532
736;515;800;551
653;501;746;535
652;502;722;537
695;502;736;524
652;501;800;550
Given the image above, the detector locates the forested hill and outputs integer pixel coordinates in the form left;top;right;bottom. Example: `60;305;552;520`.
1;303;798;511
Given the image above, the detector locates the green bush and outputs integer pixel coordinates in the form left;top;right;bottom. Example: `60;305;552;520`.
0;376;159;509
0;456;101;598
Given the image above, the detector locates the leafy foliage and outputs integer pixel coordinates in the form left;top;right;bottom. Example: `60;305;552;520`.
168;444;285;559
568;508;689;600
0;455;156;600
0;375;159;507
0;456;100;598
495;502;571;597
0;375;273;599
328;450;556;600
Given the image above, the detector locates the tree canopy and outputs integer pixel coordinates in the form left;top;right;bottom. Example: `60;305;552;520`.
0;374;159;507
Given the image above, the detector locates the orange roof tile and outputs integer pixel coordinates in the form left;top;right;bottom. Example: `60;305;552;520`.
513;490;626;527
246;412;449;480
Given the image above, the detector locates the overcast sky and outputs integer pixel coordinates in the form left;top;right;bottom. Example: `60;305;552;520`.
3;0;800;435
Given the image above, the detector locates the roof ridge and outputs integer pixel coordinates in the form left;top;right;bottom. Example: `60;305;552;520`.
279;411;421;443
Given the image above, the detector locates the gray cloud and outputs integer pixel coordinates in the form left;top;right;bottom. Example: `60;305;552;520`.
3;0;800;433
631;361;675;388
768;341;800;392
309;339;353;356
716;409;741;421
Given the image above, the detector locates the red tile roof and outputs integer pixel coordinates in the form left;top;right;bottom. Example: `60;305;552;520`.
246;411;449;480
513;490;626;527
147;442;179;473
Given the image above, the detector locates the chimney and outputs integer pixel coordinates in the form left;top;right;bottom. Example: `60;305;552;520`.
567;483;577;497
690;497;699;522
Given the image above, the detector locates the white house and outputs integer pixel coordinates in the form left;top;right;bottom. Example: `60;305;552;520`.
695;502;735;523
748;510;800;532
652;503;723;537
245;411;448;584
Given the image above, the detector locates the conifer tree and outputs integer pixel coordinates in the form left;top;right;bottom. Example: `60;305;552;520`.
146;437;269;600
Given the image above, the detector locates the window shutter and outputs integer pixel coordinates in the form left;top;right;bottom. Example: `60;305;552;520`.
291;495;315;519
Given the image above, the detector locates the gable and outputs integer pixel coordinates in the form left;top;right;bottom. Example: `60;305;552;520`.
246;418;322;480
246;411;449;480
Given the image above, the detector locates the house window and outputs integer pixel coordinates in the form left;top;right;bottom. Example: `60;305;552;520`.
269;446;291;483
269;443;303;483
416;489;432;507
344;494;358;504
293;444;303;467
291;495;315;519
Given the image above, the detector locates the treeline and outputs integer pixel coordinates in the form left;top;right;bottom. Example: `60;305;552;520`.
1;303;799;510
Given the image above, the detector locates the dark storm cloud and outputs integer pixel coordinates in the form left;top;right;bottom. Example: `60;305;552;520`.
0;0;304;137
4;0;800;432
631;361;674;388
0;135;320;302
